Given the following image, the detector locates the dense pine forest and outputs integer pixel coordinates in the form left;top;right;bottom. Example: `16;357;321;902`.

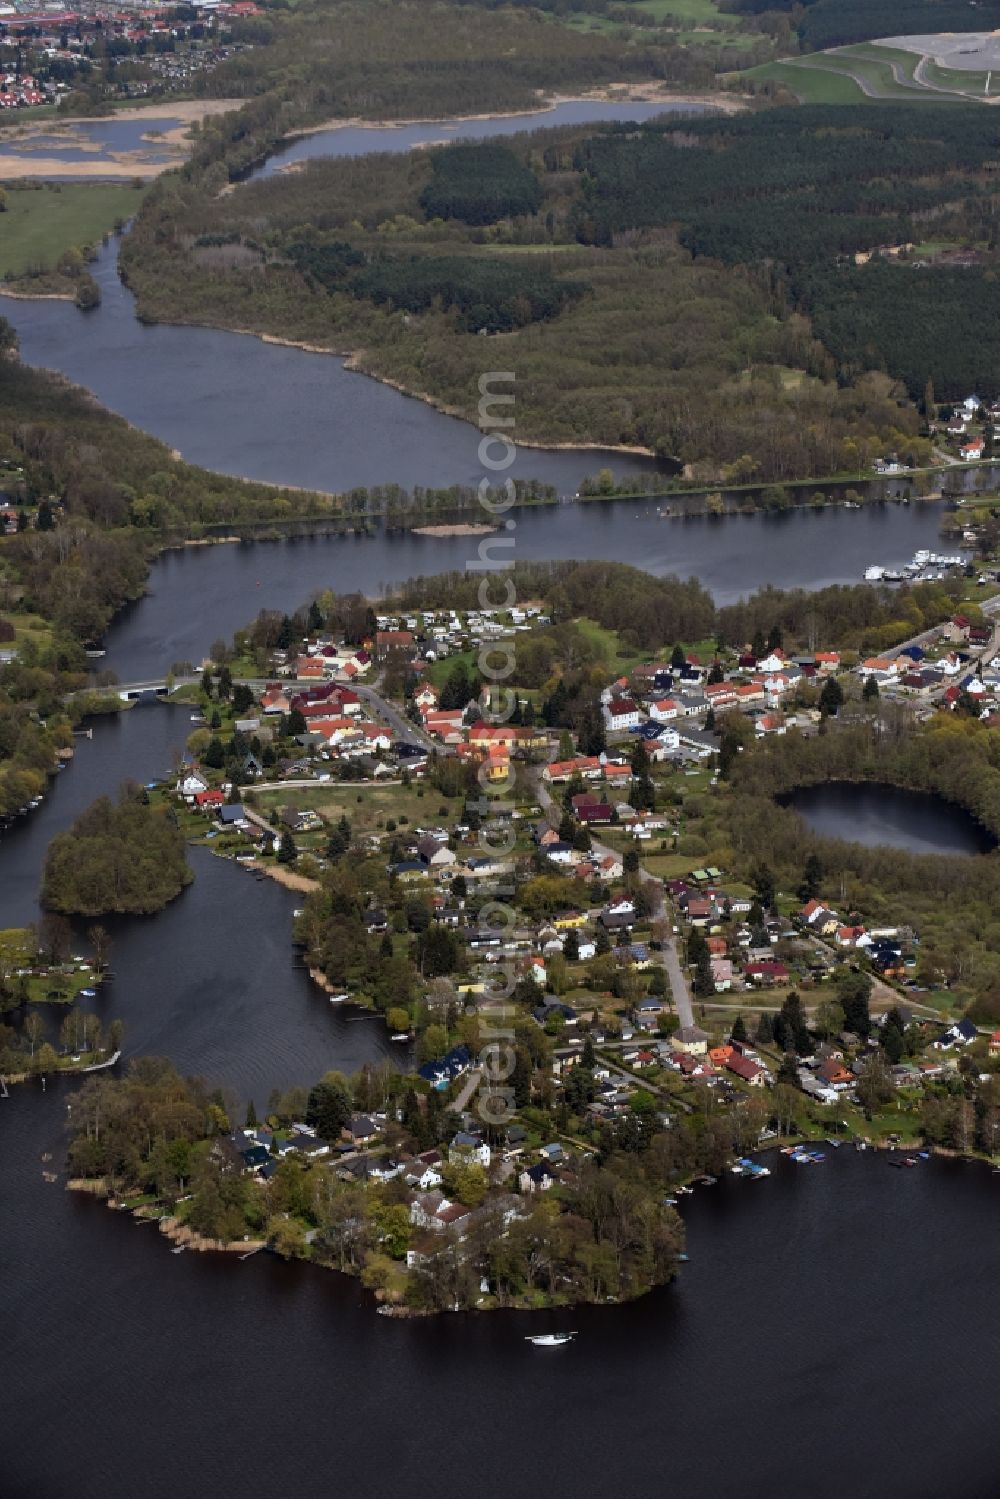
579;106;1000;400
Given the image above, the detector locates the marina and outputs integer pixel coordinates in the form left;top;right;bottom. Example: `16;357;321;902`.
864;548;969;583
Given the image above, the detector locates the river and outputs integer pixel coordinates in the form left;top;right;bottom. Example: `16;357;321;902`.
103;502;958;681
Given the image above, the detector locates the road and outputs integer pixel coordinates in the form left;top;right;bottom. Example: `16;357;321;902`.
532;770;695;1030
108;672;440;753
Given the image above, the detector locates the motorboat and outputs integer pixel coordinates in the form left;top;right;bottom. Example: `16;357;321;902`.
525;1332;576;1347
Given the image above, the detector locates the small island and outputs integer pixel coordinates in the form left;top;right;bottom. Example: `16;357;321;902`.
41;786;192;916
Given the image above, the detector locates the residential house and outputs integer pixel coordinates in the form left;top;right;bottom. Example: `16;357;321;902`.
744;960;789;986
177;768;209;801
417;835;456;868
449;1131;491;1168
673;1025;710;1056
603;696;643;733
726;1053;769;1087
519;1161;558;1193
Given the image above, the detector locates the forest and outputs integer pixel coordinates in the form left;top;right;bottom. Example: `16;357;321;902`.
41;787;192;916
122;107;935;481
354;253;581;332
390;560;968;657
578;106;1000;398
420;142;544;226
186;0;685;129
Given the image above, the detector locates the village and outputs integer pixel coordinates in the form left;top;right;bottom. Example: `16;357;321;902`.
145;587;1000;1287
0;0;258;111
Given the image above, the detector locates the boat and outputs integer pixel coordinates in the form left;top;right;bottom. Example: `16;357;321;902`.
171;1245;187;1254
525;1332;576;1346
676;1253;690;1262
79;988;97;998
825;1138;842;1148
390;1033;410;1043
328;992;349;1004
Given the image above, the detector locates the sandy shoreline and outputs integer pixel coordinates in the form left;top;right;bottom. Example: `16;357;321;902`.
0;155;169;180
249;861;321;893
0;285;74;301
411;522;497;536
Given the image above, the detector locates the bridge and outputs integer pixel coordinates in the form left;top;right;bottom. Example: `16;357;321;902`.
117;681;174;701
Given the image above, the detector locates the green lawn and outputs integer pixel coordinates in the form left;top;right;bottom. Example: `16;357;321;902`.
0;610;56;655
741;59;868;105
0;182;147;278
743;42;981;106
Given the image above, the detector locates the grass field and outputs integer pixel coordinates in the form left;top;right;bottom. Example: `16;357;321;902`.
0;610;56;655
743;40;988;105
742;58;870;104
565;0;759;46
251;779;465;837
0;182;147;278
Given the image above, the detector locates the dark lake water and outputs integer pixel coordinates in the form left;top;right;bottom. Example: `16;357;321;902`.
5;1094;1000;1499
785;782;996;856
0;701;402;1089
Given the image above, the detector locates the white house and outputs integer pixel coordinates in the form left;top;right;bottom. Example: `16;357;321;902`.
603;696;643;733
449;1132;491;1168
177;769;209;801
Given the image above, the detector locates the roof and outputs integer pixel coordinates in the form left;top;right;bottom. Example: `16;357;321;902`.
726;1053;765;1082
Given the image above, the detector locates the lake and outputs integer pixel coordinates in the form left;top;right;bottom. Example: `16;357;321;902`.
2;99;694;494
785;782;996;856
4;1089;1000;1499
258;98;710;176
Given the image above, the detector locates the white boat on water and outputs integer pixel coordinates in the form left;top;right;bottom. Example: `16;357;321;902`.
390;1033;410;1042
525;1332;576;1346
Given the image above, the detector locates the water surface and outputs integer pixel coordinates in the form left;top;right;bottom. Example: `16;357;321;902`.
785;782;995;855
102;502;959;681
258;99;711;176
